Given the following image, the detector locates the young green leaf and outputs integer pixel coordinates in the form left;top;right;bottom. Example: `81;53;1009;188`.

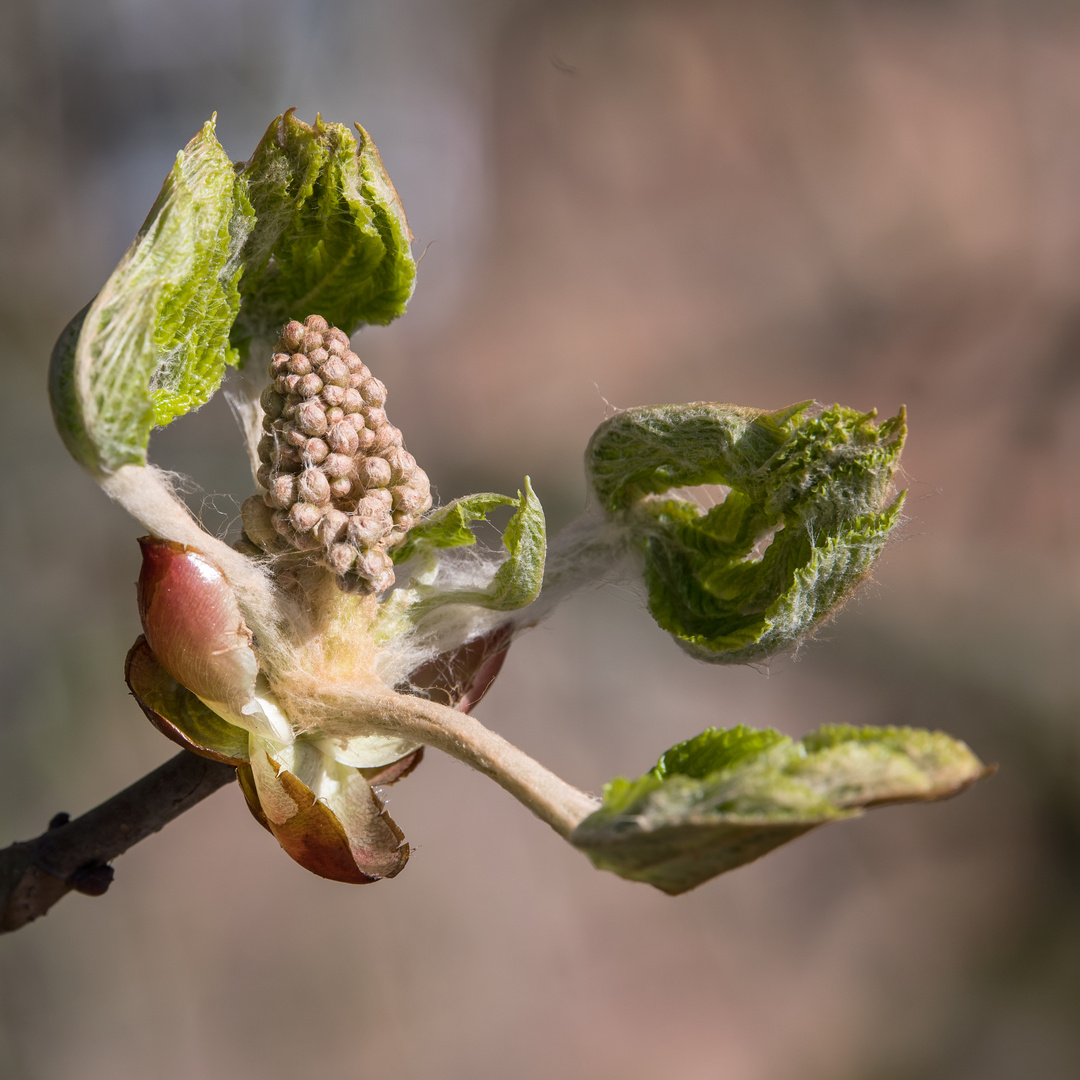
392;492;518;565
584;402;907;662
572;723;987;895
49;117;254;474
485;477;547;610
389;479;547;618
230;110;415;359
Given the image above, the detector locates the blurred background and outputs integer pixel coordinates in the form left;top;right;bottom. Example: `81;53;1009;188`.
2;0;1079;1076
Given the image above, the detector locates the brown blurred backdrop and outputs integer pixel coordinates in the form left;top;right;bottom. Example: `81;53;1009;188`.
2;1;1079;1077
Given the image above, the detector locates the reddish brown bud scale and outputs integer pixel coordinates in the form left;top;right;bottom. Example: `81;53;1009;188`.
136;538;261;729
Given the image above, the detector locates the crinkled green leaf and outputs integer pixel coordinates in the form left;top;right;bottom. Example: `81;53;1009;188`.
230;110;414;360
486;478;547;610
392;493;517;565
572;723;987;895
584;402;907;662
653;724;789;782
49;117;254;473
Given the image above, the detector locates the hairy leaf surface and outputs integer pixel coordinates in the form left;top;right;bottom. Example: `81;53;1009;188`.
584;402;907;662
50;118;253;472
572;724;986;894
231;110;414;358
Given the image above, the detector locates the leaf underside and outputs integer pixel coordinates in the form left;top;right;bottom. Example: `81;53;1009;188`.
571;723;988;895
50;118;252;473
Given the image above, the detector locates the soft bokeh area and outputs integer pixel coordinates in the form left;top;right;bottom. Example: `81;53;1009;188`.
3;1;1079;1077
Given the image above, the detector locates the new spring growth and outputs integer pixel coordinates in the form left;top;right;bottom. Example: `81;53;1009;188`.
48;110;990;894
242;314;431;590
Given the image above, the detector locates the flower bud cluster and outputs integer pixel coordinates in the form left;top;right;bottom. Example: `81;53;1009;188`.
241;315;432;591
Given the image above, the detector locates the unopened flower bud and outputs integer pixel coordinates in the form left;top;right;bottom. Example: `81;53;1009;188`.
298;401;328;437
299;468;331;506
327;543;357;573
261;387;284;418
392;473;431;514
322;384;346;409
280;321;305;351
298;373;324;399
242;496;279;550
316;508;349;545
327;422;360;456
348;515;391;547
287;353;312;376
356;490;393;516
383;447;415;484
355;549;394;592
361;378;387;407
371;425;402;453
289;501;323;533
324;453;353;479
268;474;298;509
325;328;349;355
321;358;350;387
357;457;392;490
302;438;329;465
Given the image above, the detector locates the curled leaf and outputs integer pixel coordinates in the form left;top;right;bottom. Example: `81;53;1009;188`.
125;636;249;765
49;117;254;474
231;109;415;358
246;737;409;883
585;402;906;662
572;723;988;895
391;479;547;618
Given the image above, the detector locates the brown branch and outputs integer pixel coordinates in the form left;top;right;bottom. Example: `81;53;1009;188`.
0;750;235;933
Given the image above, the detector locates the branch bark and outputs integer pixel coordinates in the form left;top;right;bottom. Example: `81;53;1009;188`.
0;750;235;933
